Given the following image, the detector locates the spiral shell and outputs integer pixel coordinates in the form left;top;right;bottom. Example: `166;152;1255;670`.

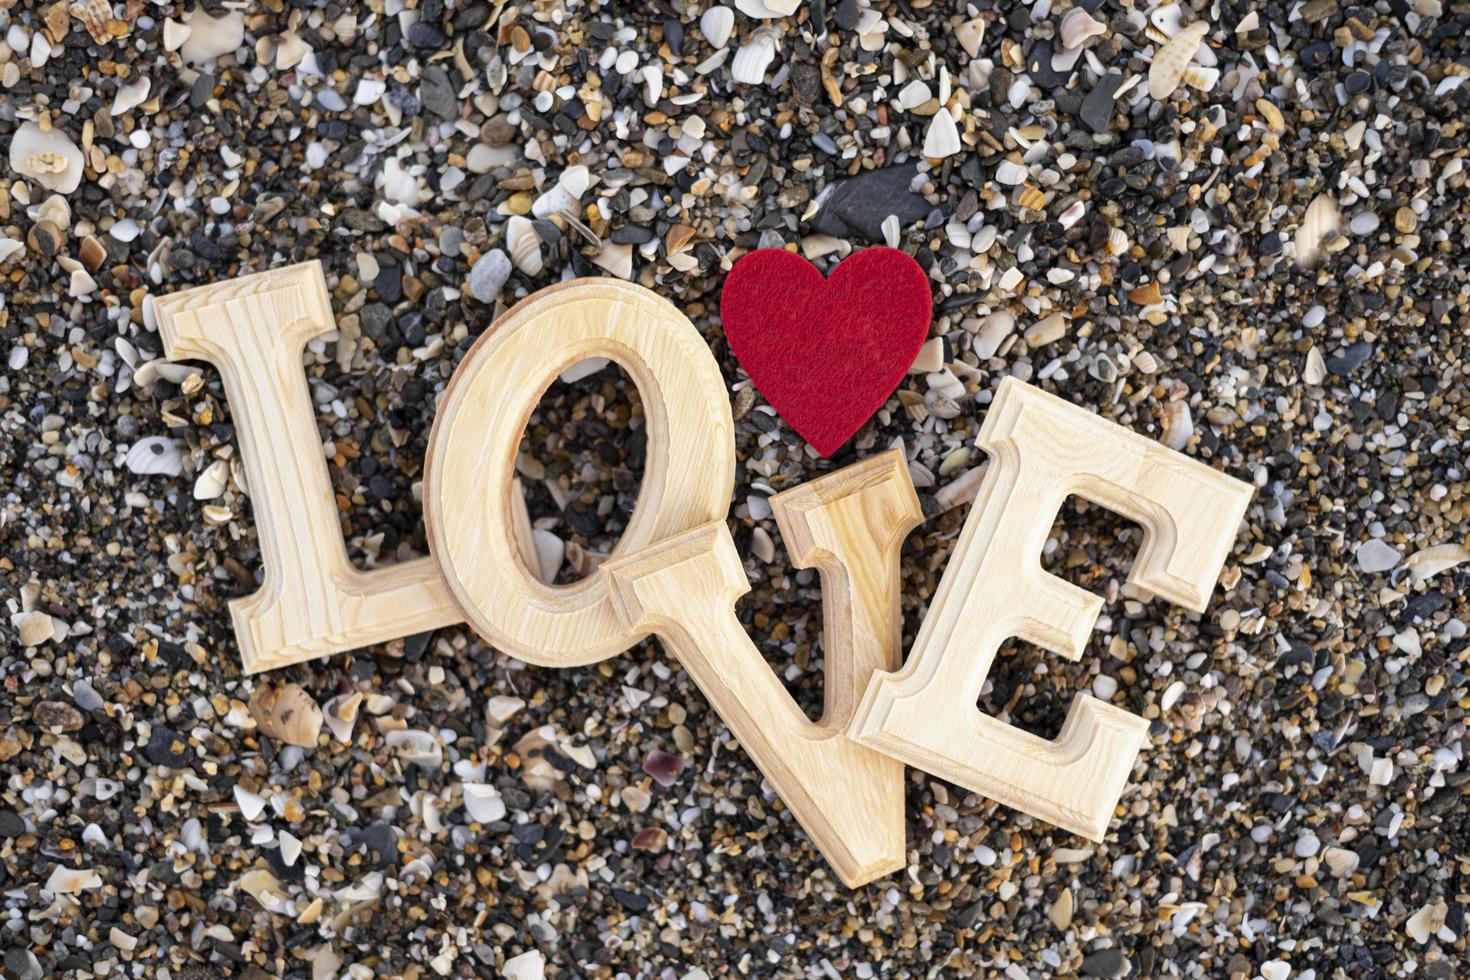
249;683;323;747
506;215;544;276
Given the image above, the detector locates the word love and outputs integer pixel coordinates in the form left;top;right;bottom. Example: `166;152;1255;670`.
155;261;1251;887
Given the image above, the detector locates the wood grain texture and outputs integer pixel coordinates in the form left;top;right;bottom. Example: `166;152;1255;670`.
423;278;735;667
605;450;921;886
154;261;463;673
851;378;1253;840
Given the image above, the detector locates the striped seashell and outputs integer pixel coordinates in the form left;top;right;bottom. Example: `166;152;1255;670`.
1147;20;1209;100
731;29;777;85
1060;7;1107;50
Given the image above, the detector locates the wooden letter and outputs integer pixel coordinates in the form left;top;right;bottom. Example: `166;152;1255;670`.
605;451;921;885
851;378;1252;840
424;279;735;666
155;262;463;672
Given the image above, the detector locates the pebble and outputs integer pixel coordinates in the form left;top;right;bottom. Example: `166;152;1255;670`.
467;249;512;303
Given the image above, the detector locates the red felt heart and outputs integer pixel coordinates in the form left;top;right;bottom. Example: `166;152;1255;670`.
720;247;932;457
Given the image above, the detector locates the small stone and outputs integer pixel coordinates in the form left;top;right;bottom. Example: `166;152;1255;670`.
35;700;84;732
1080;72;1124;132
1048;887;1075;929
1080;948;1128;977
467;249;512;303
643;750;686;786
143;726;194;768
17;610;54;647
1355;538;1402;574
502;949;546;980
811;165;930;243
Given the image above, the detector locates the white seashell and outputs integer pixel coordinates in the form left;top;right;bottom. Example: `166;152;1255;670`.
46;867;103;894
922;109;962;158
9;123;85;195
462;783;508;824
194;459;229;499
1107;226;1129;256
1166;226;1191;252
531;165;591;219
995;159;1028;185
248;683;323;747
163;18;192;52
896;79;931;110
381;158;422;207
112;77;151;116
36;193;71;229
1147;20;1209;100
180;7;245;66
1237;10;1260;32
731;30;777;85
593;242;634;279
386;729;443;768
700;6;734;49
1406;543;1470;584
736;0;800;17
1294;192;1341;268
1303;345;1327;385
322;692;363;743
560;357;610;384
974;312;1015;360
1150;4;1184;37
1060;7;1106;50
503;951;547;980
533;528;565;583
641;64;663;105
110;218;141;242
125;436;184;476
1182;64;1218;92
234;785;267;821
956;18;985;58
275;32;312;72
506;215;544;276
279;830;302;867
0;238;22;264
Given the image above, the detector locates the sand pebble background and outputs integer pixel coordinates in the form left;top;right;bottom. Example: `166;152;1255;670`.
1;0;1468;977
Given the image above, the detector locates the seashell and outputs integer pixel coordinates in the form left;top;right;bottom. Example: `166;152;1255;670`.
381;158;422;207
533;528;565;583
71;0;115;45
1106;226;1129;256
1017;185;1047;211
45;866;103;894
180;7;245;65
234;785;267;821
974;311;1015;359
1303;345;1326;385
248;683;323;747
731;29;777;85
531;164;591;219
239;869;291;913
593;242;634;279
700;5;734;49
386;729;443;768
641;64;663;105
1183;64;1218;92
111;76;151;116
193;459;228;499
462;783;507;824
506;215;544;276
163;17;191;52
1162;400;1194;450
1150;3;1184;37
35;193;72;229
322;692;363;743
1294;192;1341;268
1060;7;1106;50
125;436;184;476
736;0;800;17
922;109;962;158
275;32;312;72
9;122;85;195
1147;20;1209;101
1406;543;1470;584
1166;226;1191;252
995;159;1028;185
513;727;565;789
895;79;931;110
956;17;986;58
0;238;23;264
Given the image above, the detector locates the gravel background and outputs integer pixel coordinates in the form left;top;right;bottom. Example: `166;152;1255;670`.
1;0;1468;977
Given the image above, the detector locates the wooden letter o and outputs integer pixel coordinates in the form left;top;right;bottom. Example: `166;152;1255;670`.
424;279;735;667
